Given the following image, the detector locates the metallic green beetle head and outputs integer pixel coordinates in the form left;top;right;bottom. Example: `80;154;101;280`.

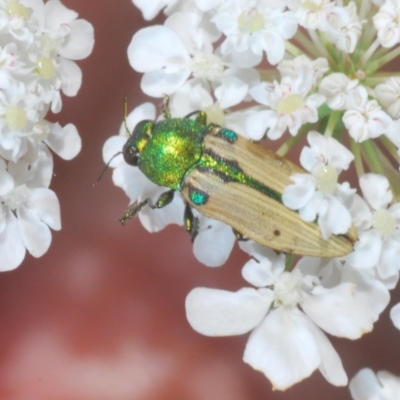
123;120;154;166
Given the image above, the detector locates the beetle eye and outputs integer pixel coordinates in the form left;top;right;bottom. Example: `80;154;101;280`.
123;145;140;166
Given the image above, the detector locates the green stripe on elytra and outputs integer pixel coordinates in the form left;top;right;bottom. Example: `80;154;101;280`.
188;149;282;206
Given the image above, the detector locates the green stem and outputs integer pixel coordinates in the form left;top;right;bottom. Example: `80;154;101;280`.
374;145;400;200
258;68;281;82
359;38;381;68
285;253;295;272
350;138;364;177
366;46;400;75
324;110;341;138
285;40;303;57
379;136;400;163
363;74;400;86
361;139;386;175
307;29;334;65
293;29;320;58
276;126;309;157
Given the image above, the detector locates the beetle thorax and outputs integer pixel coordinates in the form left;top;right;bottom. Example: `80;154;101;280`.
139;119;204;190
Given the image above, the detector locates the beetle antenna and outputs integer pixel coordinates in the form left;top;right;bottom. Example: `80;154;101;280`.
94;151;122;186
123;95;131;136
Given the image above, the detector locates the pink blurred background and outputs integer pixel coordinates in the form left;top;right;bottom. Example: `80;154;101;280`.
0;1;399;399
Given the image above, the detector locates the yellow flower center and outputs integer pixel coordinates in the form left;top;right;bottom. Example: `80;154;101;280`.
237;10;265;33
204;104;225;126
6;0;29;19
276;94;304;114
302;0;320;12
5;105;27;130
36;57;56;80
314;165;338;194
372;209;396;237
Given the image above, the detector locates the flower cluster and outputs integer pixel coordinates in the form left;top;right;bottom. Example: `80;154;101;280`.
0;0;94;271
103;0;400;394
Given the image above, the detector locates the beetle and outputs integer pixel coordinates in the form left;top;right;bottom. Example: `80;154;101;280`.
117;107;358;258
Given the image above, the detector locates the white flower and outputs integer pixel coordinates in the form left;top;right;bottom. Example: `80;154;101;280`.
374;0;400;48
0;144;61;271
0;0;94;270
347;173;400;280
322;2;362;53
375;76;400;119
319;73;359;110
282;131;354;239
186;242;389;390
41;0;94;61
277;55;329;88
128;11;261;98
343;86;392;142
247;67;325;140
287;0;335;30
212;0;297;65
349;369;400;399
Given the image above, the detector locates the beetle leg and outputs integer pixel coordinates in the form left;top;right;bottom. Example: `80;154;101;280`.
119;200;149;225
149;189;175;209
161;95;171;119
232;228;249;242
194;111;207;126
184;203;199;242
119;190;175;225
183;110;208;126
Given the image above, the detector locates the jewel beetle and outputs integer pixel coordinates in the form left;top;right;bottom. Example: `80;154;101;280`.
117;107;358;258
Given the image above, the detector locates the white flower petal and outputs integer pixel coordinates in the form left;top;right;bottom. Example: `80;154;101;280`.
193;218;235;267
317;194;352;238
341;265;390;323
282;174;316;210
347;230;382;269
390;303;400;330
302;283;374;339
0;166;14;196
44;0;78;29
185;287;274;336
128;25;190;72
378;236;400;279
360;173;392;211
245;109;275;140
0;210;25;271
138;192;184;231
59;58;82;97
46;123;81;160
17;207;52;257
131;0;167;20
128;25;191;96
112;164;151;203
58;19;95;60
299;191;324;222
214;76;248;109
141;68;191;97
243;307;321;391
301;131;354;172
25;188;61;231
102;136;125;167
350;368;400;399
305;316;347;387
242;257;273;288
